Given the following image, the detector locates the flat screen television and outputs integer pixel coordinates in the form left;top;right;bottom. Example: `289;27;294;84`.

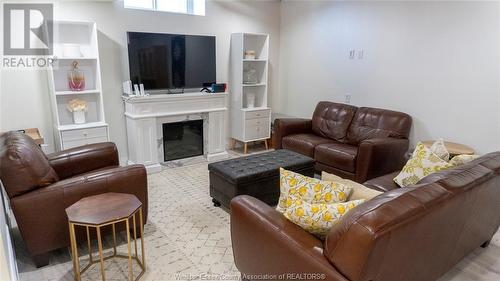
127;32;216;93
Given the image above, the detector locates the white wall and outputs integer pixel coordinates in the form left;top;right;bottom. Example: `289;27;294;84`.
0;0;281;160
278;1;500;153
2;0;500;156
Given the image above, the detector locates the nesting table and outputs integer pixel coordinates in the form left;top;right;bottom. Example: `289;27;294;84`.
422;140;475;156
65;193;146;281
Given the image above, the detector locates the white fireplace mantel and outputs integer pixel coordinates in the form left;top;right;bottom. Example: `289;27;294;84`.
124;92;229;173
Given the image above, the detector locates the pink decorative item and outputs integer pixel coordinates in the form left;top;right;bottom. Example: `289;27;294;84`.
68;61;85;91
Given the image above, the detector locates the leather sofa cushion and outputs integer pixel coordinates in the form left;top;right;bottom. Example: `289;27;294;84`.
363;171;401;192
347;107;412;145
315;142;358;173
0;132;59;198
311;101;357;142
282;133;334;158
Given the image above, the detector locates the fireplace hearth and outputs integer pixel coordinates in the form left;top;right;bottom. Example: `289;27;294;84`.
162;120;204;161
124;92;228;173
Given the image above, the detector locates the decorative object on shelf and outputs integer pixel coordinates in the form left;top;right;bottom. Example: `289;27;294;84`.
62;43;83;58
68;61;85;91
134;84;140;96
211;83;227;93
244;50;256;60
243;65;258;84
139;84;146;96
246;92;256;108
67;98;88;124
123;80;133;95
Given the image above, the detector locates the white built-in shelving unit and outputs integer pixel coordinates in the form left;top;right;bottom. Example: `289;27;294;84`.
230;33;271;153
47;21;109;150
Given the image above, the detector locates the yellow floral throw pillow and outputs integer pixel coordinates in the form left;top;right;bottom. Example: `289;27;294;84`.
429;138;450;161
283;199;365;239
394;142;453;187
276;168;353;214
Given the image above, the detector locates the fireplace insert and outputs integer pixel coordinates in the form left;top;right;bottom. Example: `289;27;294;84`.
162;120;204;161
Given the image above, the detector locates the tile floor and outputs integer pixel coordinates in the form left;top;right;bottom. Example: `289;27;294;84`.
13;146;500;281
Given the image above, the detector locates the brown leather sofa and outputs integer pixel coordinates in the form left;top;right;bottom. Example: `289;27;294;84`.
231;152;500;281
273;102;412;183
0;131;148;267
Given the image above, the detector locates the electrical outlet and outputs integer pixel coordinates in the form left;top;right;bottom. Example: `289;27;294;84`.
349;50;355;59
345;94;352;104
357;49;364;59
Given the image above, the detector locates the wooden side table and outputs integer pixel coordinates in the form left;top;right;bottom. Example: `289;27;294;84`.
66;193;146;281
22;128;44;145
422;140;475;156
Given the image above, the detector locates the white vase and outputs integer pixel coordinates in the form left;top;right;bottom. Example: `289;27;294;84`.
73;110;86;124
246;92;256;108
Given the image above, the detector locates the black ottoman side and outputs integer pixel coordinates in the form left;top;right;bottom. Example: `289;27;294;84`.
208;150;315;209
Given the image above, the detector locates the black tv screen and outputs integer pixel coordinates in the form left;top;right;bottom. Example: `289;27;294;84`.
127;32;216;91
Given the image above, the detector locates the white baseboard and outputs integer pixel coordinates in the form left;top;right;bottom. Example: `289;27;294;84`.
127;160;162;174
207;151;229;162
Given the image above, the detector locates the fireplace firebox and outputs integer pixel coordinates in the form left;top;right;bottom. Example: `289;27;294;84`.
162;120;204;161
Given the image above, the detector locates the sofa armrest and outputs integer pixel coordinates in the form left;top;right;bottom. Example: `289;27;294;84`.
356;138;409;183
230;195;348;281
58;165;147;215
273;118;312;149
10;164;147;256
363;171;401;192
47;142;119;179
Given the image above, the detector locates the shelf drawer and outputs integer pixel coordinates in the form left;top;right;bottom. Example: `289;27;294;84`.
245;117;270;140
61;127;108;141
61;139;87;150
62;136;108;150
245;109;270;120
61;126;108;149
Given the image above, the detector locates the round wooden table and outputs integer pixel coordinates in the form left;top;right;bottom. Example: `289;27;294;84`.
66;193;146;281
422;140;475;156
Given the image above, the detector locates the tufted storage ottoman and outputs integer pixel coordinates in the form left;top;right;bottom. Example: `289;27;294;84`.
208;149;315;209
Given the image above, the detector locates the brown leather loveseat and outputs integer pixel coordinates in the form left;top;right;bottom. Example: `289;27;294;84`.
0;131;148;267
274;102;412;183
231;152;500;281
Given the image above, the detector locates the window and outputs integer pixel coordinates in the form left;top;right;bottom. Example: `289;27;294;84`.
124;0;205;16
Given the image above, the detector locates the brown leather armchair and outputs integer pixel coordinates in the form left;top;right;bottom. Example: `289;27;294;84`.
0;131;148;267
231;152;500;281
274;102;412;183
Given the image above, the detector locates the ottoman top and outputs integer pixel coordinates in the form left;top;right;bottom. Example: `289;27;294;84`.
208;149;314;184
